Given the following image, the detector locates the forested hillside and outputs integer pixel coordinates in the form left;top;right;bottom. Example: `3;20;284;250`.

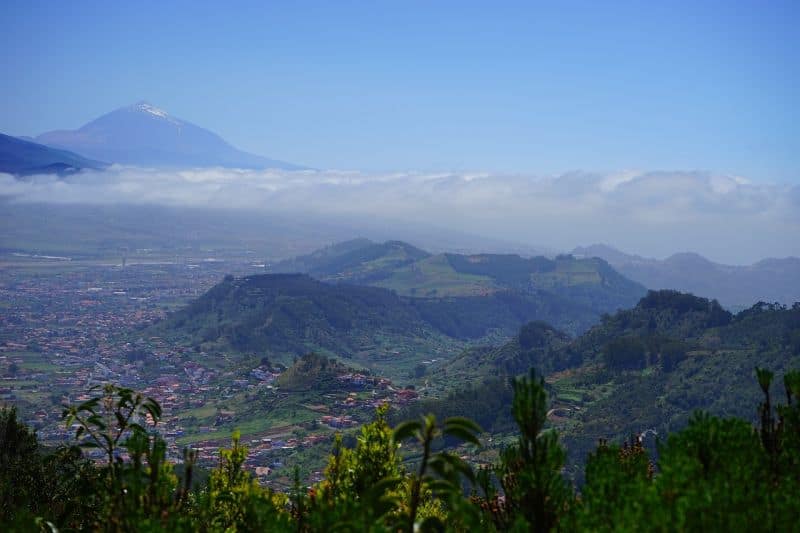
410;291;800;478
156;273;428;355
153;269;624;374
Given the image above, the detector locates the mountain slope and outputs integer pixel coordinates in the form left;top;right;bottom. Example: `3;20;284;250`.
573;244;800;309
0;133;107;176
36;101;302;169
407;290;597;339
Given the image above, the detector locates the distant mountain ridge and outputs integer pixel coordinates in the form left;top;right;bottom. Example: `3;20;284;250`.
271;239;646;315
572;243;800;309
36;101;303;170
0;133;107;176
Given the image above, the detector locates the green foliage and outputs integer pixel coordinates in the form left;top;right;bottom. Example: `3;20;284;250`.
3;367;800;531
304;404;403;530
201;430;291;532
603;336;647;370
272;239;430;284
62;384;162;469
519;321;560;350
0;407;41;520
545;293;798;475
0;407;96;529
392;414;482;532
394;377;516;434
572;439;656;531
425;321;572;393
656;413;772;530
659;340;687;372
276;352;350;392
160;242;652;363
493;371;572;532
60;384;198;531
445;253;555;286
273;241;645;320
571;371;800;531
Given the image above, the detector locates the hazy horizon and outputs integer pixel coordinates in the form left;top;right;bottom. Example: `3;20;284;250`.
3;165;797;264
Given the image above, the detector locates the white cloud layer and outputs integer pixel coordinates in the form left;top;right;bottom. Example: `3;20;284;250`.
1;167;798;264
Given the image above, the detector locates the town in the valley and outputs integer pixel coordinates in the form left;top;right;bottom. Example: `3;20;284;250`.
0;254;425;488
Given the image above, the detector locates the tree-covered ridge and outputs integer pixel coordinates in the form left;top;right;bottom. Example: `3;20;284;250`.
554;296;800;478
155;273;431;356
417;291;800;478
426;290;740;387
407;291;596;339
2;370;799;531
426;321;572;388
271;239;431;284
153;271;610;368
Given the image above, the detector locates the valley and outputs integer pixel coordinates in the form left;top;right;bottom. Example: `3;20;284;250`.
2;238;797;489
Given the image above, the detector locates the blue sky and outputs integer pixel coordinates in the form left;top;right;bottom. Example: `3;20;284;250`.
1;0;798;181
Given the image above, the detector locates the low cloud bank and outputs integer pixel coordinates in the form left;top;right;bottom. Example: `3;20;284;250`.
1;167;797;264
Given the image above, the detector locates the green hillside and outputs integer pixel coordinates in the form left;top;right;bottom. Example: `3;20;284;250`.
153;274;434;369
154;273;614;379
415;291;800;477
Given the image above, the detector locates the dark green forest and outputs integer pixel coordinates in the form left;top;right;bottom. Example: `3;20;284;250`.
2;368;799;532
416;292;800;479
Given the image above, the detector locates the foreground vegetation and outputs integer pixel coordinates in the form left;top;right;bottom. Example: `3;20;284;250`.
2;365;799;532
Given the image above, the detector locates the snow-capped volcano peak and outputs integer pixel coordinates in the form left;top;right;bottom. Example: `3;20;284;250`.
128;100;183;126
35;101;304;170
135;102;169;118
129;101;182;126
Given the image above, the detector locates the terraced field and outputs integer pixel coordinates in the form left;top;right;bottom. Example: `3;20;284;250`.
373;254;500;297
